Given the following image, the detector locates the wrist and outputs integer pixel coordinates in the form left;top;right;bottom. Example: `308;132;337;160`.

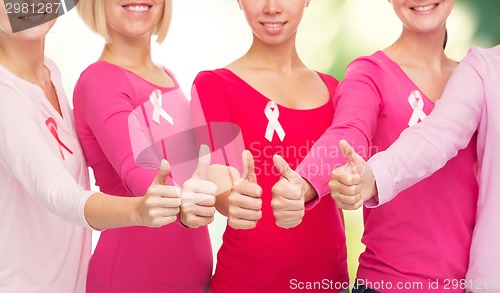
130;197;144;227
302;179;318;203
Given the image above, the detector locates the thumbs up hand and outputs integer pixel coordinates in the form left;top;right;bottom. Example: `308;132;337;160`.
180;145;218;228
227;150;263;230
271;154;307;229
138;159;181;227
329;140;376;210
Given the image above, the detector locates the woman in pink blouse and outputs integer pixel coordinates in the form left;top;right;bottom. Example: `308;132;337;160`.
285;0;478;292
331;45;500;293
0;1;189;292
74;0;216;292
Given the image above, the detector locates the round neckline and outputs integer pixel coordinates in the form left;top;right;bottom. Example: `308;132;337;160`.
96;60;178;90
218;68;334;112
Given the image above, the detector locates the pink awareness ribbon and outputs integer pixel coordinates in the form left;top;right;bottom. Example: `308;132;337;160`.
45;117;73;160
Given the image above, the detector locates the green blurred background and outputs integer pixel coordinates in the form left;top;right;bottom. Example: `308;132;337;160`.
49;0;500;282
295;0;499;280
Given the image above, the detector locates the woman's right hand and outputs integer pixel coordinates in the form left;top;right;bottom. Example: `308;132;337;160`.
138;159;181;227
227;150;263;230
180;145;218;228
330;140;376;210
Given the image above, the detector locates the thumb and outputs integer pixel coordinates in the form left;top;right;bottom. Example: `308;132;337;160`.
241;150;257;184
193;144;211;180
154;159;171;185
273;154;302;185
339;139;365;167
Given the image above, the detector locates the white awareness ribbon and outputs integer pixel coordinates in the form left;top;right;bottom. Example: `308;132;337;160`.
407;90;427;127
150;89;174;125
264;101;286;142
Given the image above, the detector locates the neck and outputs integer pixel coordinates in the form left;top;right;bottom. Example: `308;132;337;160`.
0;33;46;84
100;34;154;69
386;26;449;69
245;33;304;73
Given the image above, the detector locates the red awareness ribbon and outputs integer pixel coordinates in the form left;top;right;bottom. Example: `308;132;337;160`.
45;117;73;160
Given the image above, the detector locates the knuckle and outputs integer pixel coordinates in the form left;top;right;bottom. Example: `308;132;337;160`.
182;179;196;190
271;184;283;196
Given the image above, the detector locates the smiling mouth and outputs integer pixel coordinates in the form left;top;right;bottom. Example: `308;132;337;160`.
17;13;45;22
411;3;439;12
122;4;152;12
261;22;287;29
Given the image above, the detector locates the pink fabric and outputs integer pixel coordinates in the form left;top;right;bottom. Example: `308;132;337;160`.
194;69;348;293
0;59;92;293
369;46;500;292
73;61;212;293
299;51;478;292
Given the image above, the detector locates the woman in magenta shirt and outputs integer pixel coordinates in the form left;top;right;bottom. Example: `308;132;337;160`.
193;0;348;292
74;0;216;292
296;0;478;292
332;45;500;292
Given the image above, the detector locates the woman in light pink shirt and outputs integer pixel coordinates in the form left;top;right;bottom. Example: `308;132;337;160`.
0;2;197;292
331;46;500;293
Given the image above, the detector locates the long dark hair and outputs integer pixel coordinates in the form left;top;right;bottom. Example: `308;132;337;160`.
443;29;448;49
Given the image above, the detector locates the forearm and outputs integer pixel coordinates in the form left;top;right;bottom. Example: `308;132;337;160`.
84;192;141;230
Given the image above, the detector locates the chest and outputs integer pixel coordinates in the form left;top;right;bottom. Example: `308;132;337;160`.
128;85;198;184
226;94;334;172
35;100;87;184
375;84;436;150
234;72;330;110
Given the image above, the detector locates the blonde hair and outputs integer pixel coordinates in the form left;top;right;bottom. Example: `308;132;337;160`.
77;0;172;44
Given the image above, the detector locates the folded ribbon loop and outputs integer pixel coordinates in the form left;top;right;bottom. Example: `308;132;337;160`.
45;117;73;160
264;101;286;142
150;89;174;125
407;90;427;127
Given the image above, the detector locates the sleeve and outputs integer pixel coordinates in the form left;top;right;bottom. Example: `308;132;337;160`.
0;85;93;228
73;66;158;196
191;71;244;172
367;50;485;207
297;60;383;208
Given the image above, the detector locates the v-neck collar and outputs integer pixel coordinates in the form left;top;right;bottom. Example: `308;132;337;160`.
376;50;435;106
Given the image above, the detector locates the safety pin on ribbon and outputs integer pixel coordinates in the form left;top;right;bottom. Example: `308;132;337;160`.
407;90;427;127
45;117;73;160
150;89;174;125
264;101;286;142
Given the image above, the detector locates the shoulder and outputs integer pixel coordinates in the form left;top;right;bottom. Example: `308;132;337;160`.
316;72;339;85
161;66;179;82
315;71;340;93
0;67;31;107
194;69;234;85
0;81;36;120
345;51;387;76
193;69;237;98
77;61;131;86
462;46;500;70
75;61;134;94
